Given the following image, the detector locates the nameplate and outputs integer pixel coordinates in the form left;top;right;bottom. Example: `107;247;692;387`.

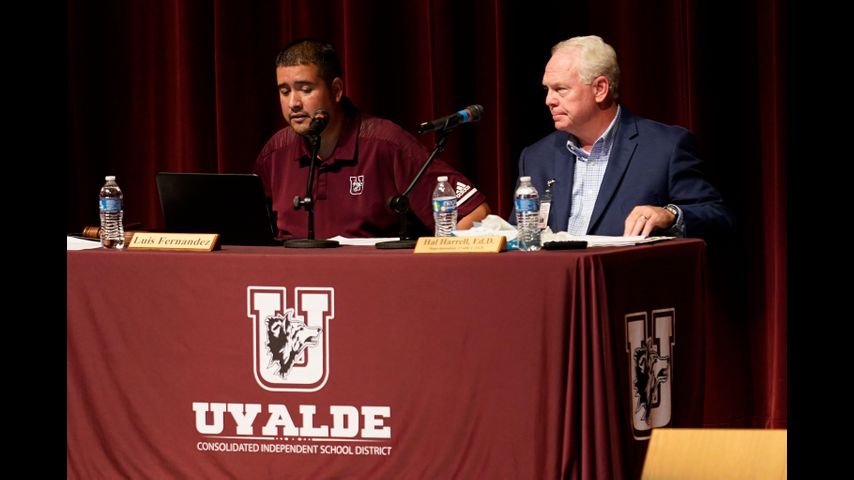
414;236;506;254
127;233;220;252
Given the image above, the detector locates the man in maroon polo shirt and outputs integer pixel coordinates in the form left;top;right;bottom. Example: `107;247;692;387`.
254;38;491;239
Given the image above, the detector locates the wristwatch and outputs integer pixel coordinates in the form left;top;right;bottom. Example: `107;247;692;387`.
663;204;679;226
663;204;679;217
661;204;685;236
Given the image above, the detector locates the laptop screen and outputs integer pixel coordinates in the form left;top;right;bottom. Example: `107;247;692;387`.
156;172;280;246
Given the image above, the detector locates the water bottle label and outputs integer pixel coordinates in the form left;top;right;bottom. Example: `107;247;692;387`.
515;198;539;213
100;198;122;213
432;197;457;213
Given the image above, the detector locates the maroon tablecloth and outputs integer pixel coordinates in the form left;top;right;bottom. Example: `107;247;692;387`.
67;239;707;479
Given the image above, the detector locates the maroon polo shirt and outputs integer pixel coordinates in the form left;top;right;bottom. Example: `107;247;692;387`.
254;102;486;239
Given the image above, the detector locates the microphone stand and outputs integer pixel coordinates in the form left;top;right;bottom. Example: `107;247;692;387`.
375;129;450;249
284;132;340;248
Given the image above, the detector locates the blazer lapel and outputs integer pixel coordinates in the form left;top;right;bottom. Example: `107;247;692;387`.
587;113;638;232
549;133;573;232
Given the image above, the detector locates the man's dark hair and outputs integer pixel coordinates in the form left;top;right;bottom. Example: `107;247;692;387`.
275;38;343;87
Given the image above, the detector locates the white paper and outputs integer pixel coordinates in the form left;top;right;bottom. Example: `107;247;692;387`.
541;230;674;247
67;236;103;250
327;236;402;246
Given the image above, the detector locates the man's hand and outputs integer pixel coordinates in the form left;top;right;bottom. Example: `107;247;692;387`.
624;206;676;237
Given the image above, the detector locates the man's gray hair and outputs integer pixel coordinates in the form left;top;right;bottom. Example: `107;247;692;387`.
552;35;620;99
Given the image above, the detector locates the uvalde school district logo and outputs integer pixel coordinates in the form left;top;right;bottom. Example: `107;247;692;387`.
625;308;675;440
247;287;334;392
191;287;393;453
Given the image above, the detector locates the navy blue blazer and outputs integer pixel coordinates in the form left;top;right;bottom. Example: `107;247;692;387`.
511;109;733;239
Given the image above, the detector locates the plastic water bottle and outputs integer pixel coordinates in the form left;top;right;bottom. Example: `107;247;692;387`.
99;175;125;249
432;176;457;237
515;176;541;251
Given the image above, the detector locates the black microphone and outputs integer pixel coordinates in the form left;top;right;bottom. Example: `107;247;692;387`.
306;110;330;136
417;105;483;134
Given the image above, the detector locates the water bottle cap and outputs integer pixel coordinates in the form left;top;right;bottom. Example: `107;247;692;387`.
437;176;448;182
105;175;116;181
520;176;531;182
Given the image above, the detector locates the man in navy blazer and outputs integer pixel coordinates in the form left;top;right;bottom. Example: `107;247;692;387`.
512;35;732;239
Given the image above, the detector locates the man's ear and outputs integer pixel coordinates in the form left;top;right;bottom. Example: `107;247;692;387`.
592;76;610;103
332;77;344;102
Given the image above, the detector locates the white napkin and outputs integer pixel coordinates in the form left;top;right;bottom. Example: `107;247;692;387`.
451;214;518;241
